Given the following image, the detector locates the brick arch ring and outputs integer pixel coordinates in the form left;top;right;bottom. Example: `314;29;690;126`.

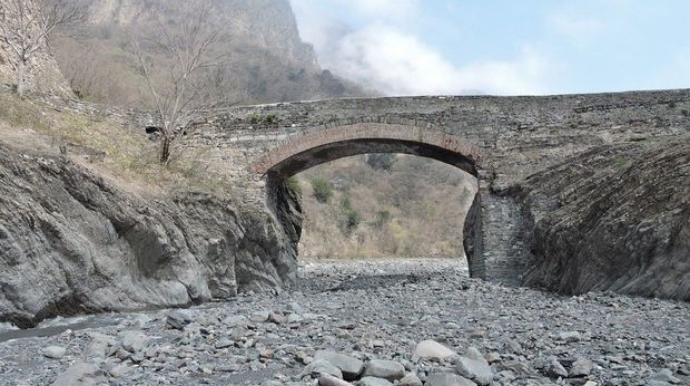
249;123;483;179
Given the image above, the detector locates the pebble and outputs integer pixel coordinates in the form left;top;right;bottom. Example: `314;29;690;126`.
42;346;67;359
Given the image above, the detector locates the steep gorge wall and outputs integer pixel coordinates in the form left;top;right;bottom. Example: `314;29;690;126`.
0;143;299;327
518;138;690;301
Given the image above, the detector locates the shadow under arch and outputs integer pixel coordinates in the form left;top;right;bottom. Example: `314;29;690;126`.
251;123;485;279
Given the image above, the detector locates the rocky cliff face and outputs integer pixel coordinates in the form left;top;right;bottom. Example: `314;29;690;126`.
53;0;368;105
0;143;299;327
519;138;690;301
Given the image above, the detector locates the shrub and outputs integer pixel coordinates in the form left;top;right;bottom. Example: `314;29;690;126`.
374;210;391;228
311;178;333;203
265;113;278;124
249;114;261;124
613;156;628;169
340;197;361;232
249;113;278;125
286;176;302;196
366;153;396;171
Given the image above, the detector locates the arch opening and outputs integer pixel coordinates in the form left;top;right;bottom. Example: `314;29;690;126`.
256;126;485;279
289;154;478;269
265;138;479;181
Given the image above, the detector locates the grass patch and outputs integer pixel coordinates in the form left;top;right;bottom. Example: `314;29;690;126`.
613;156;628;170
0;92;235;197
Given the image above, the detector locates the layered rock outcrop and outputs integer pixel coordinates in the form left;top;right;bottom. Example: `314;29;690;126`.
519;137;690;300
0;143;299;327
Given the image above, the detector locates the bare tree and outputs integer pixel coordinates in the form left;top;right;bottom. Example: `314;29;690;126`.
130;0;227;164
0;0;83;96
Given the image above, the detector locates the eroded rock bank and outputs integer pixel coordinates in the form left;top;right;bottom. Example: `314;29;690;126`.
0;144;299;328
518;137;690;300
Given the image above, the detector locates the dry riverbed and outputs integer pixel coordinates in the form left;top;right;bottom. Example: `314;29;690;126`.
0;259;687;386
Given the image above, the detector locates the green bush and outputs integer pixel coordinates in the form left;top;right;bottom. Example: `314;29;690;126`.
249;114;261;124
366;153;396;171
286;176;302;196
374;210;391;228
249;113;278;125
311;178;333;203
265;113;278;124
340;197;361;232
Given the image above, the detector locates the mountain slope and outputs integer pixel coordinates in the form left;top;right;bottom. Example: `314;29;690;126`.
53;0;371;106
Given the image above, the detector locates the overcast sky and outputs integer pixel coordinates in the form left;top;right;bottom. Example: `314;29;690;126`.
289;0;690;96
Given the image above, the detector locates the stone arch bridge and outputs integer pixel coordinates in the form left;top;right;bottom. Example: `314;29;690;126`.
179;89;690;286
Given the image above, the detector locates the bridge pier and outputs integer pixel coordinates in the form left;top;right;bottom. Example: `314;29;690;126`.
463;173;531;287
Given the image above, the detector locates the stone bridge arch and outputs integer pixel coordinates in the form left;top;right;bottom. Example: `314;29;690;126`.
250;122;483;177
248;122;488;280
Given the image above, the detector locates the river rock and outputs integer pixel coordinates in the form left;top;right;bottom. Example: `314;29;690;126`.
42;346;67;359
118;330;148;352
414;340;455;360
51;363;102;386
547;359;568;378
398;373;423;386
453;347;494;385
425;373;478;386
357;377;393;386
569;358;593;377
302;359;344;379
319;374;354;386
362;359;405;381
315;350;364;380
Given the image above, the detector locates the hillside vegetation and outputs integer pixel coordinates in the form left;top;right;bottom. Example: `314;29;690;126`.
295;155;477;260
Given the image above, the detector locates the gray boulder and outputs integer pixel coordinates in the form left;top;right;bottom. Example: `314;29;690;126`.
362;359;405;381
302;360;343;379
414;340;455;360
319;374;354;386
315;350;364;380
42;346;67;359
51;363;103;386
453;347;494;385
166;310;194;330
398;373;423;386
425;373;477;386
569;358;593;377
118;330;148;352
357;377;392;386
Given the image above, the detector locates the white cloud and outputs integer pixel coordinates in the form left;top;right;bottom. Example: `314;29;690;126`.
326;25;550;96
290;0;553;96
338;0;420;20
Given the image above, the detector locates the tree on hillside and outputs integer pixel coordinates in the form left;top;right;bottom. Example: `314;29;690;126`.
367;153;397;171
129;0;227;164
0;0;84;96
